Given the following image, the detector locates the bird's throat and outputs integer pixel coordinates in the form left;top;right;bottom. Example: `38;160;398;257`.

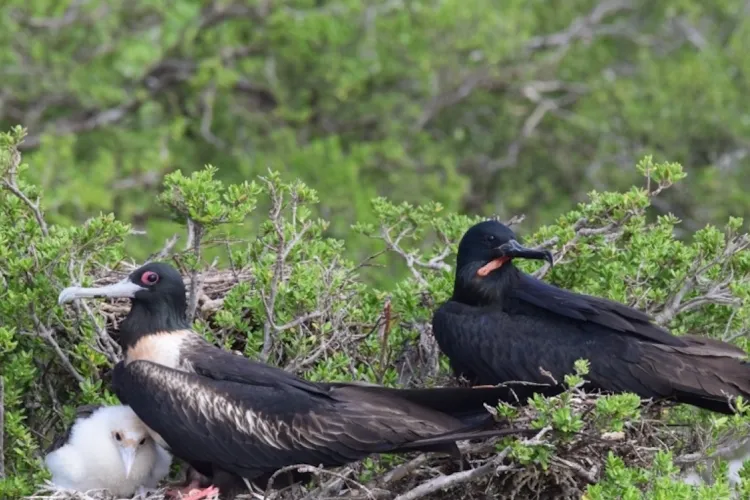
119;299;190;351
476;257;510;277
124;330;194;371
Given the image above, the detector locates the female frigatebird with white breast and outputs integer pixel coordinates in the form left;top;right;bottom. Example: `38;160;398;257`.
58;262;557;499
433;220;750;415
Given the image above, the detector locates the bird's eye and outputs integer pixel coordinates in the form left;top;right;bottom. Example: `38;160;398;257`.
141;271;159;285
485;234;497;243
139;438;146;445
115;432;122;441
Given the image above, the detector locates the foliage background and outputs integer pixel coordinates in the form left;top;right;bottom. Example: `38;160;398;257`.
2;0;750;498
3;0;750;283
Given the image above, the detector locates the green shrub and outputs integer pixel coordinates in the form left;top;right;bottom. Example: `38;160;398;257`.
2;126;750;498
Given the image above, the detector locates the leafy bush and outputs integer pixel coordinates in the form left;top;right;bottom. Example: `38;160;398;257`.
4;0;750;280
2;125;750;499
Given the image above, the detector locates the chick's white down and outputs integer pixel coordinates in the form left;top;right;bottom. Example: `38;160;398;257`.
45;405;172;497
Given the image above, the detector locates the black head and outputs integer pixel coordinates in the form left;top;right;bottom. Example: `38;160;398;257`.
453;220;552;304
59;262;189;346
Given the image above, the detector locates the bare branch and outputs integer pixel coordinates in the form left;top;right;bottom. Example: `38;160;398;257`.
380;224;452;287
185;218;205;322
1;146;48;236
655;234;750;324
393;427;551;500
273;310;324;333
146;234;179;263
31;314;85;385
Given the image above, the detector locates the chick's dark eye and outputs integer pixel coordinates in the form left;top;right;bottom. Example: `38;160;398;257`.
115;432;122;441
139;438;146;445
141;271;159;285
485;234;497;243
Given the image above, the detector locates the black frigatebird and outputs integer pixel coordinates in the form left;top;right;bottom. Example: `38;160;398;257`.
433;220;750;415
58;262;555;499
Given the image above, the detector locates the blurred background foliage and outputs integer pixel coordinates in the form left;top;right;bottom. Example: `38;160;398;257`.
3;0;750;288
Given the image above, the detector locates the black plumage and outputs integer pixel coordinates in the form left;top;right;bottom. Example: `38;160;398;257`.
59;262;550;498
433;220;750;414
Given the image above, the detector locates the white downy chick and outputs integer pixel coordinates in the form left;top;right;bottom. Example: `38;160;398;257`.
45;404;172;497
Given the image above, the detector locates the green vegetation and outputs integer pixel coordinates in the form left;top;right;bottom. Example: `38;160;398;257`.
2;127;750;498
3;0;750;496
3;0;750;286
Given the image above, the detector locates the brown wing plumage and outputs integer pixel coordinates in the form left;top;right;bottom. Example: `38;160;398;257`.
514;273;689;346
112;360;524;481
630;337;750;413
185;338;554;424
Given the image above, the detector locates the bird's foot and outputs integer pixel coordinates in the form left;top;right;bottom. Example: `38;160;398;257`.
135;486;159;498
167;484;220;500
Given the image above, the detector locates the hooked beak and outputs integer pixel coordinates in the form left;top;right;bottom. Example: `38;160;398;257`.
493;239;553;265
477;239;553;277
119;446;137;478
58;278;145;305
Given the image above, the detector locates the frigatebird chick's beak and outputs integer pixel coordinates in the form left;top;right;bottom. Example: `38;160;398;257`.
477;239;553;276
58;278;145;305
118;444;137;479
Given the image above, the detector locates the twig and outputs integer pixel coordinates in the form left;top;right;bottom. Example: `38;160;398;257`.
1;146;49;236
377;297;392;384
273;310;324;332
76;298;121;363
31;314;84;384
260;181;285;360
378;453;430;486
263;464;378;500
147;234;179;263
532;218;624;280
380;223;451;287
393;427;551;500
259;182;316;360
655;235;750;324
185;218;204;322
551;456;597;483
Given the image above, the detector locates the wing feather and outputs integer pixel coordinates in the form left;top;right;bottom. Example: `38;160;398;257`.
513;273;688;346
112;360;485;479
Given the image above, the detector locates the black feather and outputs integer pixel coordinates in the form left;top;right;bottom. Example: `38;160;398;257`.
433;220;750;415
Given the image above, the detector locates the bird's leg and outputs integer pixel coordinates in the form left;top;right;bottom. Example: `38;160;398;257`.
178;485;221;500
165;463;216;499
164;482;197;499
164;482;219;500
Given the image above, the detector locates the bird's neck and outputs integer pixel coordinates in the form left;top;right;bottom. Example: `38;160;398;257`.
119;299;190;350
451;263;520;307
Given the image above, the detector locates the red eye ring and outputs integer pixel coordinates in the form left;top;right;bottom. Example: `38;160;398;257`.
141;271;159;285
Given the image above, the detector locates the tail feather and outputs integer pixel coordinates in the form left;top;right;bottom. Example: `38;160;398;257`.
330;381;559;423
637;340;750;414
401;427;533;450
392;425;532;458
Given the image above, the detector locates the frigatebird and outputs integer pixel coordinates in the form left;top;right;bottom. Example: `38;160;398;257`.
44;404;172;497
433;219;750;415
58;262;554;499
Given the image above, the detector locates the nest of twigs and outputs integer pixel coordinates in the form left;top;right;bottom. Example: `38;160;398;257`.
247;398;677;500
25;485;176;500
43;265;704;500
29;398;686;500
